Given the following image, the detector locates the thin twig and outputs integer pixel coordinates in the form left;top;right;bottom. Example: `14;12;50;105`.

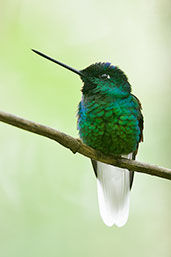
0;110;170;180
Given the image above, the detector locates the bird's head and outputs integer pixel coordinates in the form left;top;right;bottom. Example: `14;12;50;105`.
80;62;131;98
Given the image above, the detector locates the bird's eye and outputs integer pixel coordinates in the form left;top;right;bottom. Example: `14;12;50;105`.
100;74;110;80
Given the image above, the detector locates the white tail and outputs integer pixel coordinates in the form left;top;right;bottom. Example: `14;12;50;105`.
96;154;132;227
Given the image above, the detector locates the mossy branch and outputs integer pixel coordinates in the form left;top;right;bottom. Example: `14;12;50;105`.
0;110;170;180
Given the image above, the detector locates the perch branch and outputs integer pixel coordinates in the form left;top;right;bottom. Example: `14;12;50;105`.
0;110;170;180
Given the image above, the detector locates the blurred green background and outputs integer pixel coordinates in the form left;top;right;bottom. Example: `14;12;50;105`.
0;0;171;256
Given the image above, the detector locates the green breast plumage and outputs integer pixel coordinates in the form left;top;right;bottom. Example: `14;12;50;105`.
77;94;141;155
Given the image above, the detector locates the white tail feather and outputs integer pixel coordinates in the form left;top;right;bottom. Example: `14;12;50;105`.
96;154;132;227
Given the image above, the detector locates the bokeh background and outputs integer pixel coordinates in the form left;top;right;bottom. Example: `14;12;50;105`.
0;0;171;256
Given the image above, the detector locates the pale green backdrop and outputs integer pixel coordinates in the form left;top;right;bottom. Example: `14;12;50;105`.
0;0;171;257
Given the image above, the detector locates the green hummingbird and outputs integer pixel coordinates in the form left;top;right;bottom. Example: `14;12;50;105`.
32;49;144;227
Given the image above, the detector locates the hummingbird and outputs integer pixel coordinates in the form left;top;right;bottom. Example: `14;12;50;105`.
32;49;144;227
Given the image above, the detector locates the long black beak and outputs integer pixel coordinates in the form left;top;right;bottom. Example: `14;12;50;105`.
32;49;84;77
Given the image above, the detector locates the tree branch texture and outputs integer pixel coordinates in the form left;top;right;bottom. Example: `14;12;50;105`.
0;110;170;180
